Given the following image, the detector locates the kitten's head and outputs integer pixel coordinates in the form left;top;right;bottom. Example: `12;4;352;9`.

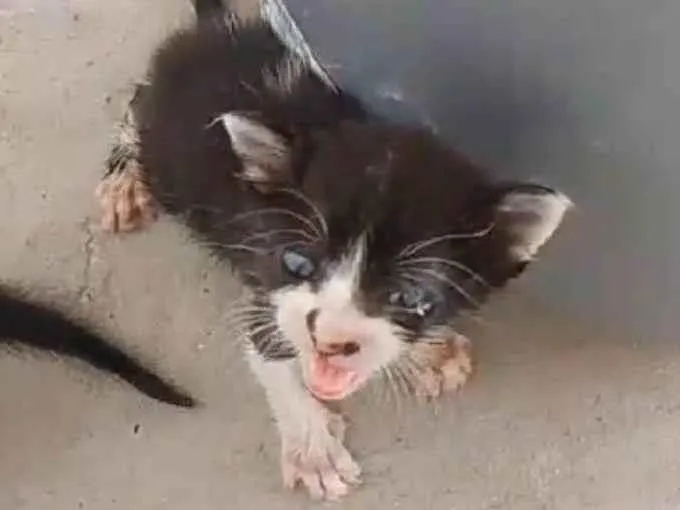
221;113;571;401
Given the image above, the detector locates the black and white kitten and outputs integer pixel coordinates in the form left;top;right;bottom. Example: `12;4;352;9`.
97;0;570;499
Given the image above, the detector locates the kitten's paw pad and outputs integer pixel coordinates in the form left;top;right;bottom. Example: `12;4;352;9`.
281;433;361;500
96;161;157;233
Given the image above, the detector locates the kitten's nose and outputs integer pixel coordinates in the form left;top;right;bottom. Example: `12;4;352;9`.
307;308;362;356
315;340;361;357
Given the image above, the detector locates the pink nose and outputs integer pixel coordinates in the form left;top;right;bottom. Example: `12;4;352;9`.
315;340;361;357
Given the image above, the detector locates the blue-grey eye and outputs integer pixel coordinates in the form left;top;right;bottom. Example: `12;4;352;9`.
282;249;316;279
389;286;435;317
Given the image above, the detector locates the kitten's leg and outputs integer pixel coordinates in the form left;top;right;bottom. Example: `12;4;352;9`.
96;84;158;233
409;332;473;399
246;351;362;500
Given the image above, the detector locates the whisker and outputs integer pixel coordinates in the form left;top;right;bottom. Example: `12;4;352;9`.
414;332;452;345
397;223;495;259
403;351;431;374
392;363;417;399
201;242;266;255
382;366;403;412
241;228;317;244
247;321;279;338
253;334;279;357
227;312;271;322
225;312;273;326
228;317;272;331
400;268;481;309
264;344;298;359
398;355;424;386
240;322;275;347
227;303;271;312
257;331;297;359
281;240;315;251
398;257;490;288
387;363;409;397
278;188;328;238
225;304;272;315
396;354;445;406
222;310;255;325
397;271;427;286
229;323;276;340
220;207;322;239
224;303;274;326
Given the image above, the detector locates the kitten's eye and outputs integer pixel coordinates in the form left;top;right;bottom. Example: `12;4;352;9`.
389;286;435;317
281;249;316;279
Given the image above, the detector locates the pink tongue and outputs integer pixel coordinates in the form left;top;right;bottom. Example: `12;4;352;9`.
308;354;358;400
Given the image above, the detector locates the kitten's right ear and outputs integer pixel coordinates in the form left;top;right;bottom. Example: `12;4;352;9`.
494;184;572;262
217;112;293;193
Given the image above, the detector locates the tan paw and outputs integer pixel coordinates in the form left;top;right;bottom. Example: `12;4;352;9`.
281;412;361;501
96;161;157;233
410;333;473;399
440;334;473;392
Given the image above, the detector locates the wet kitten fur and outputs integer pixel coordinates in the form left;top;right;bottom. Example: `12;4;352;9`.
101;0;570;499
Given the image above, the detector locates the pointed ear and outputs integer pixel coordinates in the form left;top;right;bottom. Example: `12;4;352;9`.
217;112;293;192
495;184;572;262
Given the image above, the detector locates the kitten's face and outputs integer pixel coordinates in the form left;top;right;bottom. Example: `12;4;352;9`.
221;114;571;401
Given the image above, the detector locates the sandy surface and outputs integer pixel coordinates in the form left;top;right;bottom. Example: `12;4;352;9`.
1;1;680;509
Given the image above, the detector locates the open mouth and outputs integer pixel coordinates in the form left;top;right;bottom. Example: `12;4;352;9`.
305;352;363;401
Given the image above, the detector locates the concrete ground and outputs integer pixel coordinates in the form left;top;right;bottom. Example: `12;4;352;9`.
1;1;680;509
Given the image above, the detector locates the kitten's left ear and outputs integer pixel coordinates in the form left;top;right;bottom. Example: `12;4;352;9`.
217;112;293;192
495;184;572;262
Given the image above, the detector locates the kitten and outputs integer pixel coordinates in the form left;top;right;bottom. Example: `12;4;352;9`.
97;0;570;499
0;286;196;408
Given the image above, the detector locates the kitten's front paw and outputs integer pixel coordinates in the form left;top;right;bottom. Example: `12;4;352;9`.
439;334;473;393
280;413;361;501
412;333;473;399
96;160;157;233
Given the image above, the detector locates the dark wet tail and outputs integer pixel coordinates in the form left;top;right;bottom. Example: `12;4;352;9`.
0;289;197;408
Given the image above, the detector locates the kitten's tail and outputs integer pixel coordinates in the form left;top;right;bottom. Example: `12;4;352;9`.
0;288;197;408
